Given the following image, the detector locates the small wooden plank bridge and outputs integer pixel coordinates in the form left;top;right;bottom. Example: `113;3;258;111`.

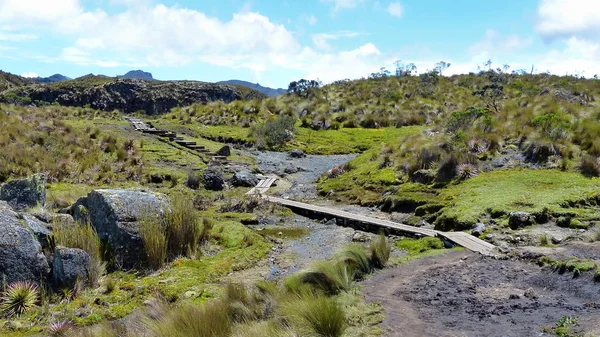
253;179;496;256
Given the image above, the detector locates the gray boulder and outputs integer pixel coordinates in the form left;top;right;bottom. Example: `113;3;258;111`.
53;246;90;288
73;189;170;270
509;212;535;229
471;223;486;237
0;201;49;286
21;213;52;250
289;149;305;158
232;171;259;187
203;168;225;191
0;173;47;211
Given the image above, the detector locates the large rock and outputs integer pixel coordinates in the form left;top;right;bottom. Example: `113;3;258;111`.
289;149;305;158
411;169;435;184
0;173;46;211
53;247;90;288
232;171;259;187
216;145;231;157
0;201;49;286
21;213;52;250
203;168;225;191
73;189;170;270
471;223;486;237
509;212;535;229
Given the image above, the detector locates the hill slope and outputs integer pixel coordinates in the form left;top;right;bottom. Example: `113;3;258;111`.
0;75;266;114
218;79;286;97
0;70;33;92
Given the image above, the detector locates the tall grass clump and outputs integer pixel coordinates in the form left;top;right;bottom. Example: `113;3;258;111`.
165;197;201;258
146;302;232;337
1;281;39;317
335;244;372;279
282;295;347;337
293;261;352;296
369;234;391;269
139;212;167;270
53;221;105;286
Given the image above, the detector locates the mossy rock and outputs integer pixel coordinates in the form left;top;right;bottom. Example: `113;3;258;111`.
414;203;445;216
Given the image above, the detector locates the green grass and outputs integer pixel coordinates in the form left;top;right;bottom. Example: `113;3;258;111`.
436;169;600;229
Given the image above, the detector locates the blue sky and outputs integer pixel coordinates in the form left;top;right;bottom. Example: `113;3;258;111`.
0;0;599;88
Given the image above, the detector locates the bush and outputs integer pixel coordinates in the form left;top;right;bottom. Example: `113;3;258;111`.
53;221;105;286
186;170;201;190
369;234;391;269
165;197;201;258
1;281;39;317
580;155;600;177
252;115;297;148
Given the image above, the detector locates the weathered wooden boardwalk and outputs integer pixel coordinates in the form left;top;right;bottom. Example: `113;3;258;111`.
253;179;496;256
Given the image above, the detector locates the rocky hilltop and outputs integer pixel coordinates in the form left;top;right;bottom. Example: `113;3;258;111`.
0;75;266;114
0;70;33;92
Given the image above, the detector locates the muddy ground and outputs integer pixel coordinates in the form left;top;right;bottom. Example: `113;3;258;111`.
363;249;600;337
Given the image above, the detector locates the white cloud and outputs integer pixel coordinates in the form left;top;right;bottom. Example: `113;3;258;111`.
306;15;318;25
20;72;38;78
537;0;600;40
387;2;403;17
0;0;83;26
468;29;532;62
312;31;360;50
0;31;36;41
321;0;363;11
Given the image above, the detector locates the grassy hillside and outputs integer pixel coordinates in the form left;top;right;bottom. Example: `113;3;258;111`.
0;70;33;92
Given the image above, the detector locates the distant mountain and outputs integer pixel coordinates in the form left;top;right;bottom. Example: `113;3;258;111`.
218;80;286;97
119;70;155;81
32;74;71;84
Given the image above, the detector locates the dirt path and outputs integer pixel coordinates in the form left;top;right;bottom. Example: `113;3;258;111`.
362;250;600;337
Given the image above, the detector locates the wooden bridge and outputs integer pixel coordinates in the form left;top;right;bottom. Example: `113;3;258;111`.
254;180;496;256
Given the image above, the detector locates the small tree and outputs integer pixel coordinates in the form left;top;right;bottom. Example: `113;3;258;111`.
394;60;417;76
288;79;322;98
434;61;451;76
252;114;297;149
472;70;507;113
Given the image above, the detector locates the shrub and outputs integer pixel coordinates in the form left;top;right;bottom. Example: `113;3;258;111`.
165;197;201;258
282;295;347;337
252;115;297;148
580;155;600;177
436;155;459;182
53;221;105;286
1;281;39;317
139;213;168;269
369;234;391;269
186;170;201;190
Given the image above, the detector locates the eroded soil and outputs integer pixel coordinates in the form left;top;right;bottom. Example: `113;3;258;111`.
362;250;600;337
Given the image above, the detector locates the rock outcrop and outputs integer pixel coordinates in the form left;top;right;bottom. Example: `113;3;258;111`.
53;247;90;288
1;77;266;115
0;201;49;286
0;173;47;211
72;189;170;269
509;212;535;229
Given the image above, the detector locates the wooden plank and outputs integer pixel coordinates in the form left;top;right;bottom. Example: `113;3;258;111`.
262;195;496;256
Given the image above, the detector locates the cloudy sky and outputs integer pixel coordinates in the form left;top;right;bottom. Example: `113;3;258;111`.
0;0;598;88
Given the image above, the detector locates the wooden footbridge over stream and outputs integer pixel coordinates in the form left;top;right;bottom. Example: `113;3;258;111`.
249;179;497;256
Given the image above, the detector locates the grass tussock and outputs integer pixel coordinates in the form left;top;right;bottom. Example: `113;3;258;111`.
147;301;232;337
281;296;347;337
52;221;105;287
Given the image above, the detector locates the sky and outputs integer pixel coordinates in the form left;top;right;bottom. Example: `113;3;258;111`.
0;0;599;88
